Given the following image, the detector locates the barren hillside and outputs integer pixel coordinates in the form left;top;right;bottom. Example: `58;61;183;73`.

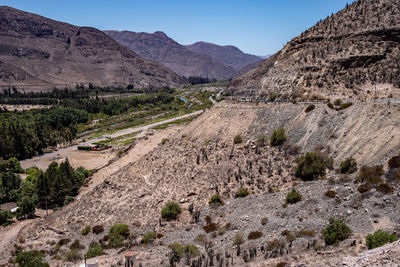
229;0;400;100
0;6;185;91
4;101;400;266
104;31;236;80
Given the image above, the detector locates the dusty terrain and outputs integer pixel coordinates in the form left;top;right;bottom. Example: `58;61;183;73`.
2;101;400;266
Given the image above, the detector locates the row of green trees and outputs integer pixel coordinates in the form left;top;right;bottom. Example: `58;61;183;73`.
0;157;90;222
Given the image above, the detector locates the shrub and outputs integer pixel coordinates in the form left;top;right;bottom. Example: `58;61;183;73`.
366;230;398;249
109;224;129;248
0;210;12;226
285;188;302;204
323;218;352;245
161;201;182;220
388;154;400;169
339;157;357;174
203;223;218;233
296;229;316;237
324;190;337;198
235;187;250;198
269;92;277;102
63;249;82;262
161;138;169;145
69;240;83;250
357;183;371;193
376;183;393;194
232;232;245;246
295;152;328;181
208;194;224;206
327;102;334;109
333;99;342;106
261;217;268;225
81;225;90;235
168;243;200;258
257;134;266;146
142;231;157;244
266;239;285;250
16;250;49;267
270;127;287;146
85;242;104;259
195;234;208;245
305;104;315;113
357;165;384;185
233;134;243;144
57;238;71;247
92;225;104;234
248;231;263;240
339;102;353;110
277;262;288;267
218;227;227;236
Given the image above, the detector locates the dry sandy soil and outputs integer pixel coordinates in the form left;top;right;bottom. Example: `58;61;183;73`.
2;101;400;266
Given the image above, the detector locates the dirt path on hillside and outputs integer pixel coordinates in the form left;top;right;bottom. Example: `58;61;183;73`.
78;125;183;196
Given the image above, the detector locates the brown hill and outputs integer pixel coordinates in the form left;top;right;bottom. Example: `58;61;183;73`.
104;30;236;80
229;0;400;100
185;41;262;71
0;6;185;91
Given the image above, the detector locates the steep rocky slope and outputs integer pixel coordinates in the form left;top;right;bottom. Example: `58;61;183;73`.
185;41;262;71
4;101;400;266
229;0;400;100
105;31;236;80
0;6;185;91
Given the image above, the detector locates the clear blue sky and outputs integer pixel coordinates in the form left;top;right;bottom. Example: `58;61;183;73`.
1;0;355;55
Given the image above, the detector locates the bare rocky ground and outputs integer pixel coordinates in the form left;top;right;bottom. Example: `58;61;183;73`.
1;101;400;266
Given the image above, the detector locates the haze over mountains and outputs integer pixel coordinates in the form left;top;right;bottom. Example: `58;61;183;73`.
105;30;262;80
229;0;400;100
0;6;184;90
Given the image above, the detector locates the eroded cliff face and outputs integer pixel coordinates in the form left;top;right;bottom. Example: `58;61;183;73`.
0;6;185;91
229;0;400;100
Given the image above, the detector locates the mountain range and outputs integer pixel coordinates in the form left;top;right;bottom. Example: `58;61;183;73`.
105;30;262;80
229;0;400;100
0;6;185;91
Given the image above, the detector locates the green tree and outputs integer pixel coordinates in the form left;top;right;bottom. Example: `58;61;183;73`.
366;230;398;249
323;218;352;245
17;195;37;219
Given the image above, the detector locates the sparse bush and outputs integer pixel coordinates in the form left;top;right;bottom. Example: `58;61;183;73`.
357;183;371;193
296;229;316;237
388;154;400;169
323;218;352;245
248;231;263;240
266;239;285;250
81;225;90;235
277;262;288;267
69;240;83;250
339;157;357;174
233;134;243;144
261;217;268;225
142;231;157;244
208;194;223;206
203;223;218;233
269;92;277;102
218;227;227;236
333;99;342;106
109;224;129;248
327;102;334;109
285;188;302;204
16;250;49;267
235;187;250;198
232;232;245;246
270;127;287;146
324;190;337;198
366;230;398;249
168;243;200;258
195;234;208;245
92;225;104;234
57;238;71;247
295;152;328;181
257;134;266;146
63;248;82;262
305;104;315;113
161;201;182;220
376;183;393;194
339;102;353;110
85;242;104;259
357;165;384;185
161;138;169;145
